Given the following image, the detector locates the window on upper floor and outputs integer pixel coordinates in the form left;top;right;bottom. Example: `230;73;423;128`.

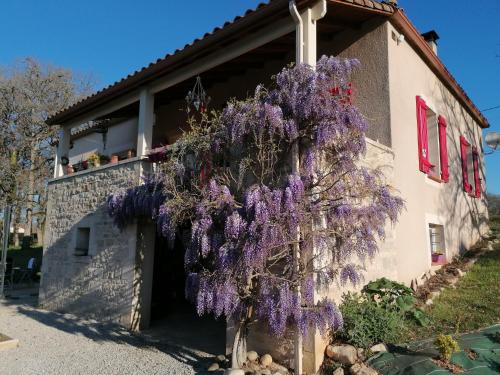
460;135;481;198
416;96;449;182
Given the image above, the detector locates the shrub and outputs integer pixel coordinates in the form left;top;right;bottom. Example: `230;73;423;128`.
363;277;415;311
363;278;430;327
337;293;405;348
434;334;460;361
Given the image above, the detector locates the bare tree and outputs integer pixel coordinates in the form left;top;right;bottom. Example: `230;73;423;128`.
0;58;94;244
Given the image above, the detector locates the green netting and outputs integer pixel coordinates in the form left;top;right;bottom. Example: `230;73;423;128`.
368;325;500;374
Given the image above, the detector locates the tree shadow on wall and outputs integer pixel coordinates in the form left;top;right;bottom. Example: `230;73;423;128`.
436;83;489;255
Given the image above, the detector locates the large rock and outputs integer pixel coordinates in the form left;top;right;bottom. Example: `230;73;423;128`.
247;350;259;362
349;363;378;375
369;343;387;353
257;369;272;375
325;345;358;365
260;354;273;367
207;362;220;372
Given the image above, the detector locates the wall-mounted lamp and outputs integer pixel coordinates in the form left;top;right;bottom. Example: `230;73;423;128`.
485;132;500;155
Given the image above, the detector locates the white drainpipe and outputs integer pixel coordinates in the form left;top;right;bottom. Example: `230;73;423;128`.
289;1;304;64
289;1;327;373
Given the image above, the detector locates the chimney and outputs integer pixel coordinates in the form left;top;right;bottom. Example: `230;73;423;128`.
421;30;439;55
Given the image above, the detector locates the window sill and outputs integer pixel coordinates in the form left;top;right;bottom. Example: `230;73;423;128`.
427;174;442;183
424;172;444;189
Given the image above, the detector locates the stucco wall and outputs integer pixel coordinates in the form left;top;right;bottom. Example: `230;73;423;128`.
386;21;489;284
320;18;392;147
305;138;397;373
69;118;138;164
39;159;145;327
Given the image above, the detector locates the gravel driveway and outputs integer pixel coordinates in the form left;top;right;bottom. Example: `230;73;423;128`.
0;292;213;375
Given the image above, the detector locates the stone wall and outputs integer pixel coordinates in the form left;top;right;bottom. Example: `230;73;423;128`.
39;159;145;327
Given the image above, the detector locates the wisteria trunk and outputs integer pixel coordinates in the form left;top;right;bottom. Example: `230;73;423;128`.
230;320;247;370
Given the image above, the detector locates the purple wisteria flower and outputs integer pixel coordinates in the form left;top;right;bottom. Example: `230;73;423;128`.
106;56;405;357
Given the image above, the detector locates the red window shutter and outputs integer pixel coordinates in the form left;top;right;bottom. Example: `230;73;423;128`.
472;146;481;198
416;96;431;173
459;136;471;193
438;116;449;182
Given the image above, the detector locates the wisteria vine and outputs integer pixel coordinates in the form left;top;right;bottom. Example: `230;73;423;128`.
107;56;404;366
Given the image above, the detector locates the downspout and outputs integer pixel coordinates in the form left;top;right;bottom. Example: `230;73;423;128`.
289;1;303;64
289;1;327;373
289;2;304;373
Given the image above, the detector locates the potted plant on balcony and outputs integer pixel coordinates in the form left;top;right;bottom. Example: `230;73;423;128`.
432;251;446;265
88;153;101;168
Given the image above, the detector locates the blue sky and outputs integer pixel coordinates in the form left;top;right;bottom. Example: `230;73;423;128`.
1;0;498;193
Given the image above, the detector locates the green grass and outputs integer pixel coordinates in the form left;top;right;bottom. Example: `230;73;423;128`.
403;216;500;341
7;245;43;272
423;247;500;334
489;214;500;233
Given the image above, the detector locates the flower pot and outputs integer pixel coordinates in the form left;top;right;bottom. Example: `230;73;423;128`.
432;253;446;265
111;155;119;164
66;165;74;175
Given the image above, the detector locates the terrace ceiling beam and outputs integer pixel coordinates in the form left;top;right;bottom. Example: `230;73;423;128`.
148;17;296;95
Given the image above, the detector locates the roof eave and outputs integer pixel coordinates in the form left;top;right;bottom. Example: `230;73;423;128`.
389;9;489;129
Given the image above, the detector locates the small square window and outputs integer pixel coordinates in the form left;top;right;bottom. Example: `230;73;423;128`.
429;224;446;265
75;227;90;256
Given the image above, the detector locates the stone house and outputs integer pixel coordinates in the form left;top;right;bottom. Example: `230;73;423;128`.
39;0;489;373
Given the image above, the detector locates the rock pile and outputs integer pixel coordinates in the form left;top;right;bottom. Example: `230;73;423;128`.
207;351;290;375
